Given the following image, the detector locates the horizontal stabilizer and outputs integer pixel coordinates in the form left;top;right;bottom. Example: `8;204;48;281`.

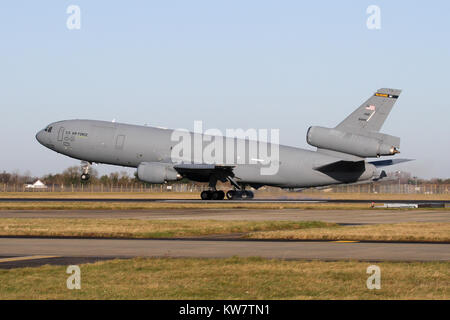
314;160;365;173
369;158;413;167
314;160;367;183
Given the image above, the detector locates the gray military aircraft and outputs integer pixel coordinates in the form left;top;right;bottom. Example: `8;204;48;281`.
36;88;410;200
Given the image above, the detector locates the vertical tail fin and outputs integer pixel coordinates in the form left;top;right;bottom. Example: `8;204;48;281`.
335;88;401;133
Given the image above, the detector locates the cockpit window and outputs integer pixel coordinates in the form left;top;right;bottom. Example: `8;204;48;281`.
44;126;53;133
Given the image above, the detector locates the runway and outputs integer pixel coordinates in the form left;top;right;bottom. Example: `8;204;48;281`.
1;208;448;224
0;237;449;269
1;205;449;268
1;197;449;205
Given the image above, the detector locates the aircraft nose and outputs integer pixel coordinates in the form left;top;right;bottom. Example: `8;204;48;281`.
35;130;44;145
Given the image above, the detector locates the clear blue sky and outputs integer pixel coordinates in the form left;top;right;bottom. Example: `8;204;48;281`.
1;1;449;179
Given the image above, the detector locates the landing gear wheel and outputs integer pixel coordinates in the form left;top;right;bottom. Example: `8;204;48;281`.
226;190;236;200
201;191;211;200
201;190;225;200
216;190;225;200
211;191;220;200
245;190;254;199
226;190;254;200
80;161;91;181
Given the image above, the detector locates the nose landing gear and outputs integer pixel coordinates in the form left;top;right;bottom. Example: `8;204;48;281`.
80;161;91;181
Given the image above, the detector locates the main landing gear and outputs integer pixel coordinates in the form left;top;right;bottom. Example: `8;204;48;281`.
200;189;254;200
80;161;91;181
200;174;254;200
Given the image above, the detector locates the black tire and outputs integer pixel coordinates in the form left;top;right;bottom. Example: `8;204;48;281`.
226;190;235;200
217;190;225;200
245;191;254;199
81;173;90;181
201;191;211;200
211;191;220;200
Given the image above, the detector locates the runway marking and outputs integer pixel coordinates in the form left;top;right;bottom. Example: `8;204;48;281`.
332;240;360;243
0;255;59;263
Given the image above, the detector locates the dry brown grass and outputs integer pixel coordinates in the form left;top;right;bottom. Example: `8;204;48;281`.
0;218;332;238
247;222;450;242
1;218;449;242
0;257;448;299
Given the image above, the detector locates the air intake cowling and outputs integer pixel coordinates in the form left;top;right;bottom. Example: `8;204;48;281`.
137;162;181;184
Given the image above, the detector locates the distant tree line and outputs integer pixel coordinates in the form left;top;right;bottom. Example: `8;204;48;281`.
42;166;140;185
0;170;33;185
0;167;139;186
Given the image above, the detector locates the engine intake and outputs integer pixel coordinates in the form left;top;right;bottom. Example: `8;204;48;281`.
137;162;181;184
307;126;400;158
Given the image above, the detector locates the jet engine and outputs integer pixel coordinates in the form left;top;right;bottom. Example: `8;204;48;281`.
306;126;400;158
137;162;182;184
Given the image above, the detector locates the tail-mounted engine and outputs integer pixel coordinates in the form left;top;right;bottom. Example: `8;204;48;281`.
307;126;400;158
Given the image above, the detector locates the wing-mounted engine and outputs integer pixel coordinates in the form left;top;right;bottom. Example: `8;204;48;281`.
307;126;400;158
137;162;182;184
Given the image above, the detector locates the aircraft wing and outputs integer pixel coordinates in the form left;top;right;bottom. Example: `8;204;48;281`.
335;88;401;133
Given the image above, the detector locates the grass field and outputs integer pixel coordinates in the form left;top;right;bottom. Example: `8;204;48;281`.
1;218;449;242
246;222;450;242
0;257;448;299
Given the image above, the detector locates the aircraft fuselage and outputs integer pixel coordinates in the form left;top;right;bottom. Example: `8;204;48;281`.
36;119;376;188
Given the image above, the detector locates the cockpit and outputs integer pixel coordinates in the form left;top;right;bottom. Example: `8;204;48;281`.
36;124;56;148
